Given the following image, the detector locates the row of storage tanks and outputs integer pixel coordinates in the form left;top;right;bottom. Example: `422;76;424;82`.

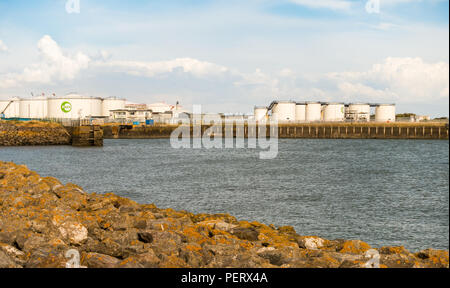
255;101;396;123
0;94;126;119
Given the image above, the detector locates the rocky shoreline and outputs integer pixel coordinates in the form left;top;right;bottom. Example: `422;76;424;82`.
0;121;71;146
0;161;448;268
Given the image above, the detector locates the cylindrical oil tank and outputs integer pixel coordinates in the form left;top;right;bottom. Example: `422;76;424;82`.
102;97;126;117
295;102;306;122
347;103;370;122
272;101;296;122
375;104;396;122
254;106;268;121
48;94;103;119
0;97;21;118
19;97;48;119
323;103;345;122
305;102;322;122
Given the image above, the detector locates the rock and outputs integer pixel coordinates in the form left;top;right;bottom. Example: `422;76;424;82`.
58;222;88;245
257;249;285;266
414;249;449;268
25;246;69;268
297;236;326;250
179;243;205;267
84;237;125;259
0;232;15;246
0;250;20;268
137;231;154;243
118;250;160;268
379;253;417;268
22;235;48;252
231;227;259;241
82;252;120;268
379;246;410;255
0;244;25;258
287;252;342;268
339;240;372;254
197;220;237;232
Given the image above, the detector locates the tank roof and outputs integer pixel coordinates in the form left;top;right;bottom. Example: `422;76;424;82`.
51;94;103;100
273;100;296;104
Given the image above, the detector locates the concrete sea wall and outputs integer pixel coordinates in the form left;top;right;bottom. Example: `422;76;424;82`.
103;123;449;140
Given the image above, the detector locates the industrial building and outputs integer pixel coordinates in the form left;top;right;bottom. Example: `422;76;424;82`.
0;94;189;124
256;101;397;123
0;94;126;120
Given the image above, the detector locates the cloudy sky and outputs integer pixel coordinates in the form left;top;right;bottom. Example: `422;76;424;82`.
0;0;448;116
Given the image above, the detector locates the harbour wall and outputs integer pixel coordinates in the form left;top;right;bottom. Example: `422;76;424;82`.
102;123;449;140
0;120;102;147
0;120;71;146
64;125;103;147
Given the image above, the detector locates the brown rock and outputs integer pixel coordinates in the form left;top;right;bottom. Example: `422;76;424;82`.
82;252;120;268
231;227;259;241
339;240;372;254
0;250;21;268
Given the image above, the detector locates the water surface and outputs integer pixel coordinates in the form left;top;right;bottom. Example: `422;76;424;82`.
1;139;448;251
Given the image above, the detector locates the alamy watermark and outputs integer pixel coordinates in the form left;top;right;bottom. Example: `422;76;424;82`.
170;105;279;160
64;0;379;15
365;0;380;14
364;249;380;268
65;249;86;268
66;0;80;14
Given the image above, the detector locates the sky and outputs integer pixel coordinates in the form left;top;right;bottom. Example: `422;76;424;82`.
0;0;448;116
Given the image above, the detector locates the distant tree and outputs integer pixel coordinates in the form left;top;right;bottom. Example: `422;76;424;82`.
396;113;416;118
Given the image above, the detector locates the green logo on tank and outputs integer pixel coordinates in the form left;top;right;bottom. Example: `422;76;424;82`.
61;101;72;113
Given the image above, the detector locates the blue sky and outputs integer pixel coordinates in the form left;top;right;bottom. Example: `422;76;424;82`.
0;0;448;116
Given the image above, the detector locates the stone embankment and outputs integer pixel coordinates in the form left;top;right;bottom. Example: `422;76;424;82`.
102;122;449;140
0;161;448;268
0;121;71;146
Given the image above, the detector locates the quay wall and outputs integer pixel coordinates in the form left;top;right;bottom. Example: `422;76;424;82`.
103;123;449;140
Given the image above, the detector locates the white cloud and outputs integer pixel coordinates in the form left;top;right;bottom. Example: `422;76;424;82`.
328;57;449;102
289;0;352;11
0;40;8;52
1;36;448;115
96;58;229;78
0;35;90;88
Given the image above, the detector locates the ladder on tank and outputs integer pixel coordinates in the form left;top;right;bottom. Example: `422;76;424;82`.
0;100;13;118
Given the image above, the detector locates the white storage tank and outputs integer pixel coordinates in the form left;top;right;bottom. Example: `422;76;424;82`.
295;102;306;122
102;97;126;117
347;103;371;122
305;102;322;122
19;97;48;119
48;94;103;119
272;101;296;122
323;103;345;122
375;104;396;122
0;97;21;118
254;106;268;122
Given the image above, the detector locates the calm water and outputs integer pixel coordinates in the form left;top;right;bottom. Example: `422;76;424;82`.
1;139;448;251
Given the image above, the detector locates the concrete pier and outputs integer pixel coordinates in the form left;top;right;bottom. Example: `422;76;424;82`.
69;125;103;146
102;123;449;140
